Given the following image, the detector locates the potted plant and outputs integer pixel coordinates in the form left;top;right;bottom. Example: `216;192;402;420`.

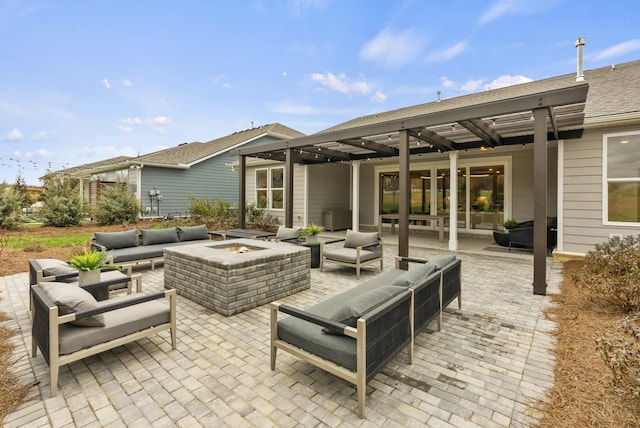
68;249;118;287
502;219;519;230
300;223;324;243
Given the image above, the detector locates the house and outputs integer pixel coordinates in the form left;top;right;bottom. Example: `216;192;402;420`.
233;59;640;294
56;123;305;217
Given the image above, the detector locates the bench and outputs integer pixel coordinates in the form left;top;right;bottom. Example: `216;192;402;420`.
31;282;176;396
270;254;461;418
90;224;211;270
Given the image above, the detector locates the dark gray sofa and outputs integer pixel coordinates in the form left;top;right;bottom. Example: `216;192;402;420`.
270;255;461;418
90;225;211;270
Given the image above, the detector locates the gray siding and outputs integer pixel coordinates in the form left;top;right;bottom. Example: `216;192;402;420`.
561;126;640;255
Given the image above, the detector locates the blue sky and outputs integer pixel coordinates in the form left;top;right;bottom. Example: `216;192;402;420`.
2;0;640;186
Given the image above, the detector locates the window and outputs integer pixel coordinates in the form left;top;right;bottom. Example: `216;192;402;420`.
604;131;640;224
255;167;284;210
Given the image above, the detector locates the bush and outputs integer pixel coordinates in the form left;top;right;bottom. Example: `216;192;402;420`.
188;196;238;230
93;184;139;226
39;179;86;227
572;235;640;313
0;183;23;230
246;202;279;231
596;315;640;398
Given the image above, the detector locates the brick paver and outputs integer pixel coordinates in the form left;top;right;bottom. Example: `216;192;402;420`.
1;244;560;427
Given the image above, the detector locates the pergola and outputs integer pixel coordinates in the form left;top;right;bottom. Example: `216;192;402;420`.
232;82;589;295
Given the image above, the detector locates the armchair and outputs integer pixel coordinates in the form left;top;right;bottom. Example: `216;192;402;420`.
31;282;176;396
321;230;383;279
268;226;301;243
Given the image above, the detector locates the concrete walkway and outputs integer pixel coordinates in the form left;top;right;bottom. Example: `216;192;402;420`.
2;242;560;427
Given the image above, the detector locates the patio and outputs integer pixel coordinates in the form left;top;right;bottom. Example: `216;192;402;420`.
2;240;560;427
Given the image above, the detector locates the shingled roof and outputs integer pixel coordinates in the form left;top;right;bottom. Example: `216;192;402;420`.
129;123;305;167
52;156;132;177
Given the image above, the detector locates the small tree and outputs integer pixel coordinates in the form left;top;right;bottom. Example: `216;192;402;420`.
93;183;139;226
0;182;22;230
39;177;86;227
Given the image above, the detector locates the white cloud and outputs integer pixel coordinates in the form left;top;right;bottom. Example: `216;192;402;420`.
118;126;134;134
310;72;371;96
461;79;485;92
117;116;172;134
123;79;133;87
101;78;111;90
360;29;425;68
479;0;555;25
282;71;288;77
593;39;640;61
427;42;467;62
483;75;532;90
268;101;357;116
146;116;173;134
371;91;387;103
120;117;143;126
440;77;458;89
7;128;24;141
31;131;48;141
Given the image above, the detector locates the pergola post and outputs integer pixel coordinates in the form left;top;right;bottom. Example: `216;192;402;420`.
398;130;410;260
533;108;548;295
285;148;294;227
352;160;360;232
239;155;246;229
448;151;459;251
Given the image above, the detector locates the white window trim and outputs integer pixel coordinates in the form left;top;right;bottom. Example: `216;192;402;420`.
373;156;512;231
602;130;640;226
255;166;285;211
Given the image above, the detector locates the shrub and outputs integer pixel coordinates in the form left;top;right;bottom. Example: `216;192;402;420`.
572;235;640;313
188;197;238;230
246;202;279;231
596;315;640;398
0;183;23;230
93;184;139;226
39;178;86;227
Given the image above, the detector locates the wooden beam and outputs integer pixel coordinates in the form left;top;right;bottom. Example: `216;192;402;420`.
338;138;398;156
458;118;503;146
408;128;454;150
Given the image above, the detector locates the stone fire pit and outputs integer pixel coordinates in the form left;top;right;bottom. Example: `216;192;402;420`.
164;239;310;316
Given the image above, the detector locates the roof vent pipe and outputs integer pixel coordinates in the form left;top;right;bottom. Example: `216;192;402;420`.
575;37;586;82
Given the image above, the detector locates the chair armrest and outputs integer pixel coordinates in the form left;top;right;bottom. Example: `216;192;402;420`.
275;303;357;338
90;241;108;252
69;290;175;324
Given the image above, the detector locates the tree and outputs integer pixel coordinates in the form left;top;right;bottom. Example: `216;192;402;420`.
93;183;139;225
0;182;22;230
39;177;86;227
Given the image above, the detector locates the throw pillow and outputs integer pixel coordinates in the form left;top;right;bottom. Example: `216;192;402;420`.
343;229;379;249
141;228;179;245
94;229;138;250
275;226;300;240
323;285;406;334
177;224;209;241
40;282;105;327
428;255;456;270
391;263;437;287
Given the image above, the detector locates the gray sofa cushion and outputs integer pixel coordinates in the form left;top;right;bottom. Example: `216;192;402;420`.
391;263;437;287
323;248;379;263
427;255;456;270
275;226;300;240
58;296;170;355
324;285;406;334
35;258;77;279
343;230;379;248
141;228;179;245
40;282;105;327
108;245;166;263
94;229;138;250
177;225;209;241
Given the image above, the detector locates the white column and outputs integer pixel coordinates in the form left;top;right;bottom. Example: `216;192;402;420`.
448;151;459;251
351;161;360;232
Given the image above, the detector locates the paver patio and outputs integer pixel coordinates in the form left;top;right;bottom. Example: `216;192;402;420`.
1;243;560;427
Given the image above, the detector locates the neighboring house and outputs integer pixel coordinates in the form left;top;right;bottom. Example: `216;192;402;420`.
234;59;640;264
56;123;305;217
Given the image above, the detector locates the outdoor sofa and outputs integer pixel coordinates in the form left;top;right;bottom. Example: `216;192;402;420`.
270;254;461;418
31;281;176;396
90;224;211;270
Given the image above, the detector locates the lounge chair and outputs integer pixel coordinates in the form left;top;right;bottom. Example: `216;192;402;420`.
321;230;383;279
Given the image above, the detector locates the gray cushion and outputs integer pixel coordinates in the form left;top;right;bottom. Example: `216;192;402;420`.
35;259;77;278
108;245;165;263
391;263;437;287
343;230;379;248
177;225;209;241
275;226;300;240
141;228;179;245
40;282;105;327
428;255;457;270
94;229;138;250
323;285;406;334
323;248;379;263
58;297;171;355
